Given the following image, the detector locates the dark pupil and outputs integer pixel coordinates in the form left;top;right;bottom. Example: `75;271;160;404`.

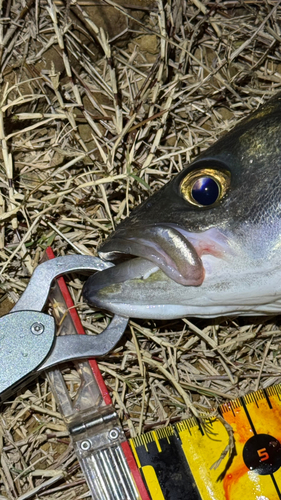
191;176;219;205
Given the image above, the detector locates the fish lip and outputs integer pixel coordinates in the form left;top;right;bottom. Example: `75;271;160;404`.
83;256;160;307
97;224;205;287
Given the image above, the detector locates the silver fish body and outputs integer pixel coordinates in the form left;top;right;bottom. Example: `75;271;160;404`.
83;94;281;319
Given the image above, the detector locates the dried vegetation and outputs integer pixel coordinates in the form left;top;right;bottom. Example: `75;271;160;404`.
1;0;281;498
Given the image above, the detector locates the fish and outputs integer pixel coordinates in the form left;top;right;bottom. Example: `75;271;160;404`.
83;93;281;320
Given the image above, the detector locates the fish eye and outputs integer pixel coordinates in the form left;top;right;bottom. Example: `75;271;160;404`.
180;168;231;207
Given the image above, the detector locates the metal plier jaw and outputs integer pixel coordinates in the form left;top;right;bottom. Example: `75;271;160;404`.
0;255;128;403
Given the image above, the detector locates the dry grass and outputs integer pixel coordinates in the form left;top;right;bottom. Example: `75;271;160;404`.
1;0;281;497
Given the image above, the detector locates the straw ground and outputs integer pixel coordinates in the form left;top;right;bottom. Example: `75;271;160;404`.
1;0;281;498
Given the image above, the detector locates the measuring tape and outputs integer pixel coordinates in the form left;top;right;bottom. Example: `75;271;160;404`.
129;385;281;500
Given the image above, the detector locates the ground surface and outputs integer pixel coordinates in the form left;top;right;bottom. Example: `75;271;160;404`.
1;0;281;498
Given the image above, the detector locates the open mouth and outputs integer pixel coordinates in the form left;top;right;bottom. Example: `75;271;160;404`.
99;225;205;285
83;224;228;306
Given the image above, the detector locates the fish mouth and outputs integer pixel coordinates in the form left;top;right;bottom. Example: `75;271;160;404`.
100;225;205;286
83;224;228;311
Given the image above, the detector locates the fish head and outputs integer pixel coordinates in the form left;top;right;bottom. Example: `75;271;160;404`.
83;94;281;319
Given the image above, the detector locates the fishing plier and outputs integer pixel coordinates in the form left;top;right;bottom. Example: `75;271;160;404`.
0;255;128;403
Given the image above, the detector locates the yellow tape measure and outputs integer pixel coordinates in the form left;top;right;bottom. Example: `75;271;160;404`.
129;384;281;500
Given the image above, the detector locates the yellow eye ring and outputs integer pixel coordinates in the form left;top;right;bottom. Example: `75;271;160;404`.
180;168;231;207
